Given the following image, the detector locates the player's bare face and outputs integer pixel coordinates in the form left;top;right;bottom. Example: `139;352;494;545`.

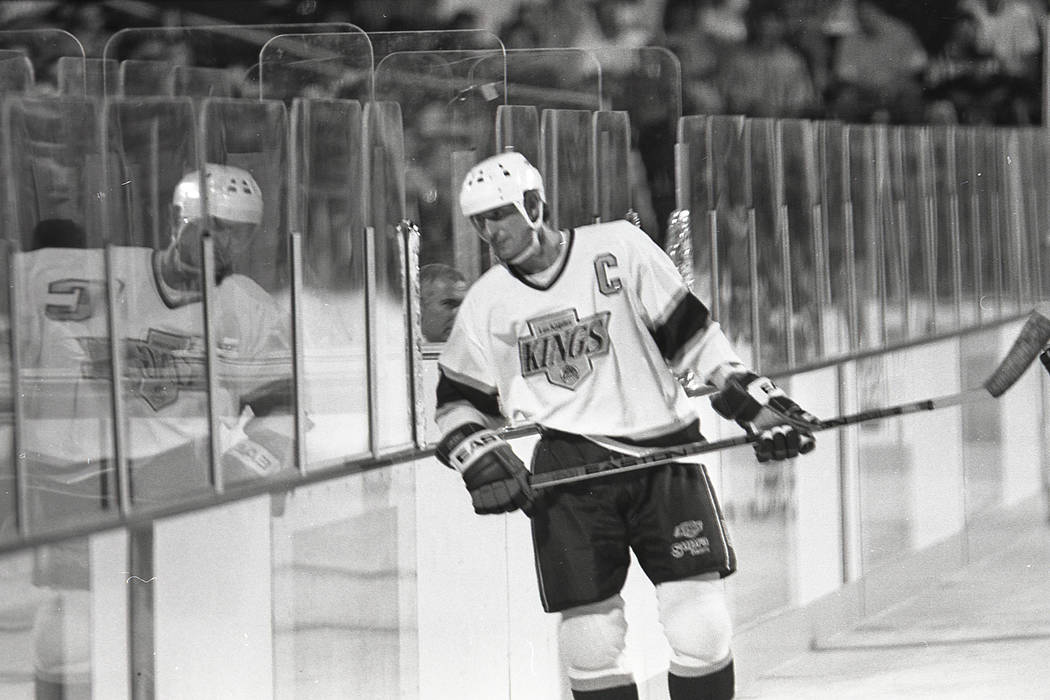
473;205;533;261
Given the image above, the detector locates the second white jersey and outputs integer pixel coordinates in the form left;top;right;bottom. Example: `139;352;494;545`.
438;220;705;440
12;246;291;465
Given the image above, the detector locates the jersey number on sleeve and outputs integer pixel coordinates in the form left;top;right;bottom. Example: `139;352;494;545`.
44;279;104;322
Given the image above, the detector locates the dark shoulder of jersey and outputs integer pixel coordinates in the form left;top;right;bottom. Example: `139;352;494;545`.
435;368;502;419
651;293;711;365
608;222;711;364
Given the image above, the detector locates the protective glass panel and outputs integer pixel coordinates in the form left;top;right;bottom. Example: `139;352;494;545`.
954;127;983;325
930;127;963;332
270;462;417;698
473;47;602;114
998;129;1026;315
102;24;359;98
855;344;966;576
100;97;213;508
973;128;1005;320
2;96;106;249
364;100;413;453
0;242;15;544
719;433;793;622
876;127;906;346
673;115;717;307
199;97;297;489
893;126;936;338
262;31;374;462
259;30;373;101
1018;128;1049;304
818;120;858;356
590;47;681;236
748;118;788;372
103;97;197;248
0;550;36;689
4;95;119;534
780;119;824;367
960;329;1005;519
853;354;905;573
593;110;632;224
0;29;84;96
707;115;755;363
290;97;370;466
541;107;596;230
57;57;117;97
372;32;504;276
846;125;886;351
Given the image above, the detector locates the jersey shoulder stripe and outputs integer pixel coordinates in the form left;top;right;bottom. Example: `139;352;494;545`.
652;292;711;365
435;366;501;418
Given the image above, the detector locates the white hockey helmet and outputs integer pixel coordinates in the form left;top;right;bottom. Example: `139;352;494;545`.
459;150;546;234
172;163;264;225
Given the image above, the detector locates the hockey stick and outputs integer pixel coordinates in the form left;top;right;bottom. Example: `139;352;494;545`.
531;304;1050;490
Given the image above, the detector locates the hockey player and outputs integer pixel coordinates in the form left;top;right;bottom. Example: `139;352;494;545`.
11;163;294;698
435;150;819;700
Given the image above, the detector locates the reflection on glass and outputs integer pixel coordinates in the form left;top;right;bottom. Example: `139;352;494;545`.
961;340;1002;518
854;357;911;573
720;447;793;623
198;99;296;492
0;548;92;697
291;97;371;467
749;118;789;371
272;465;414;698
0;242;16;543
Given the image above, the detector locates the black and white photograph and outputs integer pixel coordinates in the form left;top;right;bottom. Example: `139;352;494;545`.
0;1;1047;698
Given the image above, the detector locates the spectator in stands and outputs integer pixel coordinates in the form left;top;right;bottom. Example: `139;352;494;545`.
699;0;751;46
661;0;726;115
500;9;545;50
826;0;928;123
65;3;110;58
718;3;820;118
924;9;1004;124
503;19;544;49
959;0;1042;123
781;0;837;107
420;263;468;343
961;0;1042;78
574;0;653;69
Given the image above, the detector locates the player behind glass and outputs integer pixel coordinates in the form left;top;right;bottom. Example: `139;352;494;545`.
11;163;294;699
434;151;820;700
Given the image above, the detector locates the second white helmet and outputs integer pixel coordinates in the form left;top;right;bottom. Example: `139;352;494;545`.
459;151;546;233
173;163;264;225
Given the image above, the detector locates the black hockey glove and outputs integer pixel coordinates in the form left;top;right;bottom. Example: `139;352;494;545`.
711;372;821;463
436;423;536;517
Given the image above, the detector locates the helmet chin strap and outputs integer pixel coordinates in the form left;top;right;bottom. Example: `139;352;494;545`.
504;199;546;266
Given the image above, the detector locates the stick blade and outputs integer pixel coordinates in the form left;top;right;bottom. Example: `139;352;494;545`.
984;304;1050;397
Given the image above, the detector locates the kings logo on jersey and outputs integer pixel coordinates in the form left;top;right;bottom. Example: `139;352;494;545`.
518;309;611;389
77;329;207;411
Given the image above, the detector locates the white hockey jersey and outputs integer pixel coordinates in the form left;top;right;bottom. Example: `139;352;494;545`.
12;246;291;469
436;221;713;440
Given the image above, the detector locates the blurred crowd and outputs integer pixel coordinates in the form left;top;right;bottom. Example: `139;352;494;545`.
1;0;1045;126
